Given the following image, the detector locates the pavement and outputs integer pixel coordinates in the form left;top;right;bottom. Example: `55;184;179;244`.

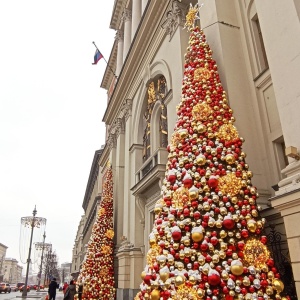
14;291;64;300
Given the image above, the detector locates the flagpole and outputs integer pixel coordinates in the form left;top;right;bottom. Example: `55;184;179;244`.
92;41;117;79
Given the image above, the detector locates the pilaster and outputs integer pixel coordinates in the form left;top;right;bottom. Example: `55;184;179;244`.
122;8;132;62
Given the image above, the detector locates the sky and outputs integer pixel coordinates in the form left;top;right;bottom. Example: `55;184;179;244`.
0;1;115;273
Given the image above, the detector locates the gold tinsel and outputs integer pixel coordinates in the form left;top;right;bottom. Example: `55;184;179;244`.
99;267;109;276
194;67;211;81
105;229;114;239
146;244;160;266
172;187;189;209
172;285;201;300
217;124;239;141
101;245;112;255
192;103;213;122
243;238;270;268
98;208;106;216
218;173;243;196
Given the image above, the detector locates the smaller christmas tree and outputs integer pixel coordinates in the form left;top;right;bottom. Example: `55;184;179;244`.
77;164;115;300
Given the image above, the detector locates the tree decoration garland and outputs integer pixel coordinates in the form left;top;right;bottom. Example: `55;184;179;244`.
76;164;115;300
135;4;289;300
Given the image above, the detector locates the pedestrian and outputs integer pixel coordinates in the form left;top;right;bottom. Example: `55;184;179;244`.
78;283;83;300
63;282;69;294
48;278;59;300
63;280;77;300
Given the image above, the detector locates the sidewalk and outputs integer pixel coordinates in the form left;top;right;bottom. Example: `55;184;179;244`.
15;290;64;300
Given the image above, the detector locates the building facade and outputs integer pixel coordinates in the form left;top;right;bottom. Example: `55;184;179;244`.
71;149;104;279
73;0;300;299
0;243;8;282
2;258;23;283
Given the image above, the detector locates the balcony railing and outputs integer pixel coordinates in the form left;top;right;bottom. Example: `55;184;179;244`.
135;148;168;183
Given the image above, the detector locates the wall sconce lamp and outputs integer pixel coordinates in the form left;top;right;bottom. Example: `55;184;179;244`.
285;146;300;160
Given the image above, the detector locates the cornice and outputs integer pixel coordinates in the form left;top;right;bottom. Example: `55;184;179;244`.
82;149;103;210
98;144;111;168
100;39;118;90
102;0;170;125
110;0;127;30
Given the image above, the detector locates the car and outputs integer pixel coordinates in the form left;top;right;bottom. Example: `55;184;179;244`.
19;285;30;292
10;284;18;292
29;284;37;290
0;283;11;293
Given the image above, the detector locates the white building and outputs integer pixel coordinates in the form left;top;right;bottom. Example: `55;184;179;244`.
73;1;300;299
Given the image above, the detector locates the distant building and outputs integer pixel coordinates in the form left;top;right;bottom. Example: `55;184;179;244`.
60;262;72;283
3;258;23;283
0;243;8;281
71;149;104;279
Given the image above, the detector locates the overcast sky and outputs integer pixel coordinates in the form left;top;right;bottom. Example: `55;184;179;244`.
0;1;115;274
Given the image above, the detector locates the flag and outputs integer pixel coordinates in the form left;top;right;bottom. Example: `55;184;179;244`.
92;49;103;65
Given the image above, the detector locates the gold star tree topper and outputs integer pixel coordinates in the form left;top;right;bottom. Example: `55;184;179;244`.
184;3;203;30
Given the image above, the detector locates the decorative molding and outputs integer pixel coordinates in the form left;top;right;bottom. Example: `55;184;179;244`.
118;236;134;252
146;190;161;205
161;0;187;41
120;99;133;121
115;29;124;42
136;196;146;226
107;133;117;149
122;8;132;23
117;117;125;134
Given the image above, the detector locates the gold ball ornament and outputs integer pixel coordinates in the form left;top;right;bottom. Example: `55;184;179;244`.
225;154;235;164
266;286;274;295
247;219;257;232
273;278;284;293
196;154;206;165
192;232;204;242
230;260;244;276
197;288;205;298
141;271;146;280
160;272;169;282
150;289;160;300
189;275;197;284
175;275;185;287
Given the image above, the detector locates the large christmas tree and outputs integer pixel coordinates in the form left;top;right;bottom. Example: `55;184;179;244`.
77;165;115;300
136;4;288;300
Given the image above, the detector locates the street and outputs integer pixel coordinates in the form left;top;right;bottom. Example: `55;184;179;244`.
0;290;64;300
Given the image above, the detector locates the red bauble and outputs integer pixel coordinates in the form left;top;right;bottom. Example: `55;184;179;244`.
172;231;182;241
193;211;201;220
183;174;193;188
168;172;176;183
208;176;218;188
223;218;235;229
241;229;249;238
208;273;221;286
261;236;267;244
144;275;152;285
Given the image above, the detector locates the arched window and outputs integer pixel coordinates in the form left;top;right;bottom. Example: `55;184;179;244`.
142;76;168;161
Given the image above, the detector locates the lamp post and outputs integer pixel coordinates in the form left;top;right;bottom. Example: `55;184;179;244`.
21;206;46;297
35;232;51;291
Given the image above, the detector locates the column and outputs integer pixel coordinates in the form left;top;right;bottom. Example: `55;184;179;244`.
122;8;132;62
141;0;148;14
115;30;124;76
254;2;300;297
200;0;270;204
131;0;141;40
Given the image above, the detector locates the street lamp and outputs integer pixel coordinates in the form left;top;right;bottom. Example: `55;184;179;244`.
35;232;52;291
21;206;46;297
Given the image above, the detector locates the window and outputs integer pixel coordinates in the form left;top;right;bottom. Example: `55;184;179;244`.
251;14;268;73
273;137;289;172
142;76;168;161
